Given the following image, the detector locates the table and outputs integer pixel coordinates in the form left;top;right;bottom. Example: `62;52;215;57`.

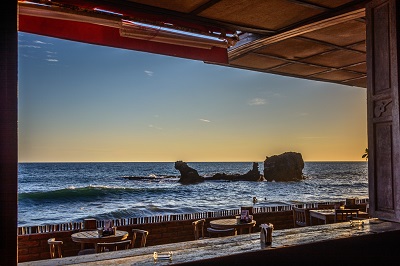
309;209;369;225
71;230;129;251
209;219;256;234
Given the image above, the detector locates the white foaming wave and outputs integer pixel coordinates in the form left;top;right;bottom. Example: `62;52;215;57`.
65;184;129;190
88;184;128;190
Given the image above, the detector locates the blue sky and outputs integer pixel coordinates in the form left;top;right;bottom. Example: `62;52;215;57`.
18;32;367;162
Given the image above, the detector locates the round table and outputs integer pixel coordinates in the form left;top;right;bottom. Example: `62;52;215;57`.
209;219;256;234
71;230;129;252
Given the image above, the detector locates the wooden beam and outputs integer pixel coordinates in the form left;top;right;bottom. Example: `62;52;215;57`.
229;8;366;59
252;51;366;77
295;36;366;55
190;0;223;15
285;0;329;11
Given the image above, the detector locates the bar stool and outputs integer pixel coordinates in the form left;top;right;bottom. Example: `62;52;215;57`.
47;238;63;259
131;229;149;248
192;219;207;240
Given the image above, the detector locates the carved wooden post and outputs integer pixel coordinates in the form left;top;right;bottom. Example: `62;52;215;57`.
366;0;400;221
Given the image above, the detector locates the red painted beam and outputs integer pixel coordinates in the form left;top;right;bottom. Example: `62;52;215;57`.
53;0;229;34
18;14;228;63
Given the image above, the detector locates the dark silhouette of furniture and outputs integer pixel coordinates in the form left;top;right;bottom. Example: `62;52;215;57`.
192;219;207;240
96;239;131;253
293;207;310;227
131;229;149;248
47;238;63;259
207;227;237;238
334;209;360;223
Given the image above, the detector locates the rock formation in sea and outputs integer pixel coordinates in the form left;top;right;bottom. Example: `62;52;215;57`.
263;152;305;182
174;161;204;184
207;162;263;181
174;161;263;183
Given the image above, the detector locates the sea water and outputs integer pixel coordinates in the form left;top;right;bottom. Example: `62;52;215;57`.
18;161;368;227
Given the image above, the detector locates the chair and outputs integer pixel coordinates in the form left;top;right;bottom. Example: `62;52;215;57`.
192;219;206;240
96;239;131;253
240;206;254;215
334;209;360;223
131;229;149;248
47;238;63;259
207;227;237;238
293;207;310;227
83;218;98;230
78;218;98;255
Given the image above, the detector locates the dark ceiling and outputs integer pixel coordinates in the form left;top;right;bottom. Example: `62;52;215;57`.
18;0;370;88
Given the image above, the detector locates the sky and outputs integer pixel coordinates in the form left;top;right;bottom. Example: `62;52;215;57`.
17;32;367;163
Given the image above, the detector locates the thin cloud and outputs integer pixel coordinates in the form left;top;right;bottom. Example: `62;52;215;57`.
46;51;59;62
248;98;266;106
199;119;211;123
34;40;53;45
19;44;41;49
144;70;154;77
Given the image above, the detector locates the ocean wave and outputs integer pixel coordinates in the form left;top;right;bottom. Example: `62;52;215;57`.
18;185;169;202
121;175;178;180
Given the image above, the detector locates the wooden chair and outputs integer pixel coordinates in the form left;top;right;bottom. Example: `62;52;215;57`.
240;206;254;215
131;229;149;248
78;218;98;255
47;238;63;259
192;219;206;240
207;227;237;238
96;239;131;253
292;207;310;227
334;209;360;223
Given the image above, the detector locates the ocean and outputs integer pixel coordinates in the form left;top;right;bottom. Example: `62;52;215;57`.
17;161;368;227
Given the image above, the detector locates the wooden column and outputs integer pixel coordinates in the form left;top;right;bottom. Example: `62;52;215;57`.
366;0;400;222
0;2;18;265
0;4;18;265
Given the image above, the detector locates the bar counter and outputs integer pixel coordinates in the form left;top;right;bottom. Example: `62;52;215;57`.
18;219;400;265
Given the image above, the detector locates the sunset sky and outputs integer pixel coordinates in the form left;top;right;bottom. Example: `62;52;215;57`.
18;32;367;163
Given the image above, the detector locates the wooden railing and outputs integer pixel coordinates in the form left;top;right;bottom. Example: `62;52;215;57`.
17;198;368;235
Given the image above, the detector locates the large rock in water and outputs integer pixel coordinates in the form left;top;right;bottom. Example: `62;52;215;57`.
263;152;305;182
174;161;204;184
207;162;263;181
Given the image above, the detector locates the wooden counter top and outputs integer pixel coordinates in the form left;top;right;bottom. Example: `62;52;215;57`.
19;219;400;266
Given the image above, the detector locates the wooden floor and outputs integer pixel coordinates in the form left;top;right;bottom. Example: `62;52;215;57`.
19;219;400;265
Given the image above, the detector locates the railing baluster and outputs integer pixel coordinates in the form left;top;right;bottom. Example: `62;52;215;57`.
17;197;369;234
